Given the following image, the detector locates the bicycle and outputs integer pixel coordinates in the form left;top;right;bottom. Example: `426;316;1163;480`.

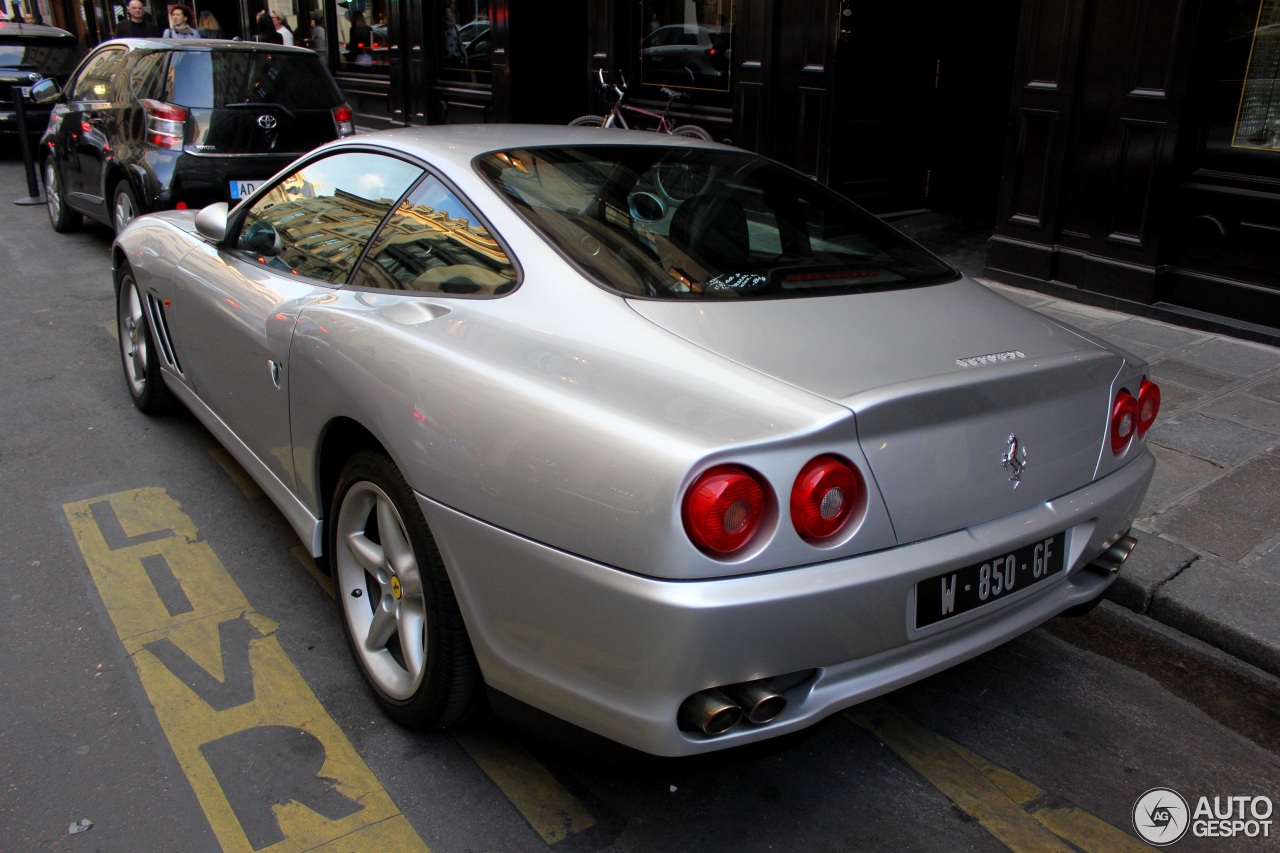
569;70;713;199
571;69;712;140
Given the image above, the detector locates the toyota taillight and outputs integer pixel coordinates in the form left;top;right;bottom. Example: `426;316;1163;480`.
140;99;186;150
1137;378;1161;437
333;103;355;137
790;455;861;543
682;465;768;556
1110;389;1139;455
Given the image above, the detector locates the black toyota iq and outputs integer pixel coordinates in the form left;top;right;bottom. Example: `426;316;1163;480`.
33;38;355;234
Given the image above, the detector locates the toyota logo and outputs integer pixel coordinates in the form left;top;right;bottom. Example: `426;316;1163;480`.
257;115;278;130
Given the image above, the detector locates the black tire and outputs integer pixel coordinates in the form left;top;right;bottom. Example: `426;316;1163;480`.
568;114;607;127
111;181;142;234
671;123;712;141
116;266;173;414
330;451;478;729
44;159;81;233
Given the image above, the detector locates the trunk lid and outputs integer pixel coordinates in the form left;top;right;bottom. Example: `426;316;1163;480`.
627;280;1126;543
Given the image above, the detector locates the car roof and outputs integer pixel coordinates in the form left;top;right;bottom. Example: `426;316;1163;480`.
100;37;321;54
330;123;725;163
0;21;77;40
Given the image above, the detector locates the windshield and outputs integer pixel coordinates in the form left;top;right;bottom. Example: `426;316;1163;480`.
475;145;957;299
169;50;344;109
0;39;82;73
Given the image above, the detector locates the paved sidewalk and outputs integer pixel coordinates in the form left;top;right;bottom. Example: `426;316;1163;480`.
896;213;1280;683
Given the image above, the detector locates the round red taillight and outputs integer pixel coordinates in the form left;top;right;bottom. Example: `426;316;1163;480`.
1110;390;1139;455
790;455;861;542
1137;378;1160;436
682;465;767;556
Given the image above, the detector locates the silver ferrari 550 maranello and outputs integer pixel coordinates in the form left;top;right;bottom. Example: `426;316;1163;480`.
112;124;1160;757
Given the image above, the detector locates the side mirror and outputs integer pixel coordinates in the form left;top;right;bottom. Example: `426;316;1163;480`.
238;218;283;256
195;202;230;243
29;78;62;105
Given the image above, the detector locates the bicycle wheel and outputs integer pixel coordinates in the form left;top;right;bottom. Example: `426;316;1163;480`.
671;124;712;141
569;115;607;127
656;157;712;201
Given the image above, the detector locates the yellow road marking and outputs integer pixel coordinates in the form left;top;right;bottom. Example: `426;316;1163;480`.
848;701;1146;853
453;727;597;844
949;743;1149;853
65;488;428;853
210;447;264;498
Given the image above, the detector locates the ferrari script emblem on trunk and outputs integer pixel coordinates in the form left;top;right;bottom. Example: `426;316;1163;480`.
1001;434;1027;488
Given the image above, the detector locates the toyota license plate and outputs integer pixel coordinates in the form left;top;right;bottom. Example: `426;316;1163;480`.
229;180;259;200
915;533;1065;629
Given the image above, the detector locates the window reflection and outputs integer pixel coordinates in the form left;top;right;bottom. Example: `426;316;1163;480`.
337;0;390;74
352;175;516;295
440;2;490;83
639;1;733;93
1232;1;1280;151
237;152;423;284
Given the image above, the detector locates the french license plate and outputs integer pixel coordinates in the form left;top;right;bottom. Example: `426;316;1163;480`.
915;533;1065;629
229;180;259;200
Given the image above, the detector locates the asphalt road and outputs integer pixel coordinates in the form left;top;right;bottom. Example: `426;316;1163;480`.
1;153;1277;853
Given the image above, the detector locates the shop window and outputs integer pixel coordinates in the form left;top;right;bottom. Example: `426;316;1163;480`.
639;1;734;96
335;0;390;75
440;2;490;84
1201;0;1280;177
1232;0;1280;152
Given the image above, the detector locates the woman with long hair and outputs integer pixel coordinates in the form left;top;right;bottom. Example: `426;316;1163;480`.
255;10;283;43
197;10;224;38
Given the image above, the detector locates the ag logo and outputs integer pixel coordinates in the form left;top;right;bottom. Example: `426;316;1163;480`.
1133;787;1190;845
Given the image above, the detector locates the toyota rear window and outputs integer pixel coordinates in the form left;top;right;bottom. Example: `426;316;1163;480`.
169;50;344;110
0;39;83;74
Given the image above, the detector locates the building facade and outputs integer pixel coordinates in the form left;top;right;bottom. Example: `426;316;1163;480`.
42;0;1280;340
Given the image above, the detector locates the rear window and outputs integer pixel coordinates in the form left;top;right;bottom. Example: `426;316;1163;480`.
0;38;83;75
169;50;343;109
475;145;957;299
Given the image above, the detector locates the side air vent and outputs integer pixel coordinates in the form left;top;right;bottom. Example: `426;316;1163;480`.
146;294;182;373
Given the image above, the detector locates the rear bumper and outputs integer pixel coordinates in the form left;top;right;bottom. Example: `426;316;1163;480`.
421;450;1155;757
164;152;300;208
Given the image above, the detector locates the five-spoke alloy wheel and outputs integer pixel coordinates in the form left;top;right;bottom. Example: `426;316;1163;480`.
331;451;477;728
116;267;171;414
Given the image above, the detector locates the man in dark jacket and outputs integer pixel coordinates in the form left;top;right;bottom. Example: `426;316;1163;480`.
115;1;159;37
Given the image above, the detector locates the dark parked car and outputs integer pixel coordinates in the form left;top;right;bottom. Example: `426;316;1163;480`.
32;38;355;234
0;21;82;140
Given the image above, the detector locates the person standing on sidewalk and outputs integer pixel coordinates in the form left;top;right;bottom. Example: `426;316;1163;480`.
271;11;294;45
254;10;283;43
115;0;159;37
163;5;199;38
197;10;225;38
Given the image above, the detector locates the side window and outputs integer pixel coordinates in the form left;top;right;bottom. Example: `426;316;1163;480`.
350;175;517;295
235;152;423;285
69;47;128;102
128;52;167;100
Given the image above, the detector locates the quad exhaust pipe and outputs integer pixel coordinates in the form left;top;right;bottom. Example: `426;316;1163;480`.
1089;533;1138;574
679;680;787;736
